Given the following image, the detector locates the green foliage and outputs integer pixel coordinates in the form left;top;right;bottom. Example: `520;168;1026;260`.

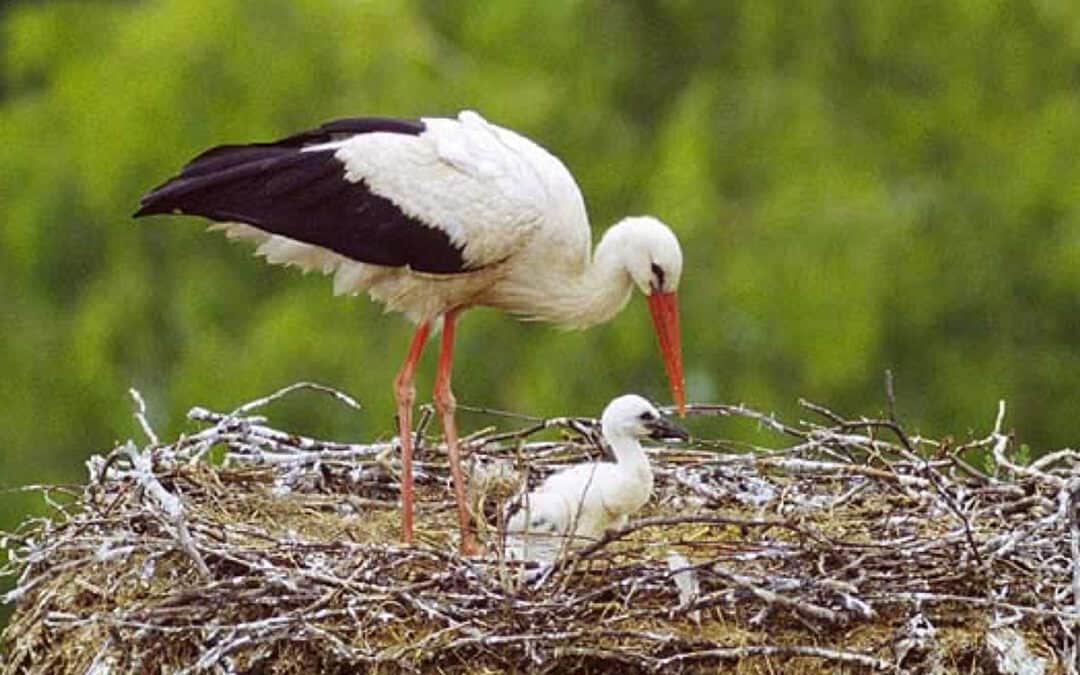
3;0;1080;543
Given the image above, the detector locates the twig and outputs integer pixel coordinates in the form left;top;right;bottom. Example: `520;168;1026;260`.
122;442;210;579
129;388;159;446
231;381;361;416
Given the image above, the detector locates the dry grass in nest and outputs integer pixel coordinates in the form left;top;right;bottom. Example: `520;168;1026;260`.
2;383;1078;673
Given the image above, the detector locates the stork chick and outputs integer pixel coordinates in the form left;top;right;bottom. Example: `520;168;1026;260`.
504;395;688;561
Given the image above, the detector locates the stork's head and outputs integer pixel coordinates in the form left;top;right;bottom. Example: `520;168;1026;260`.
601;394;689;442
604;216;686;414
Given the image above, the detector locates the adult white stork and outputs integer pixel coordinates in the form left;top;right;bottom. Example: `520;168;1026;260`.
135;110;686;555
504;394;688;562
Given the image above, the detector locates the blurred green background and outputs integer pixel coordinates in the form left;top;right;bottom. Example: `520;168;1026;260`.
3;0;1080;610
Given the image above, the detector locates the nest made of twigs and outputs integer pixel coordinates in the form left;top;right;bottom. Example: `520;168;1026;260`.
2;383;1078;674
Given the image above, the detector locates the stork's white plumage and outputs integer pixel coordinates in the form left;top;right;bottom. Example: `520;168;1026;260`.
135;111;686;555
504;395;688;562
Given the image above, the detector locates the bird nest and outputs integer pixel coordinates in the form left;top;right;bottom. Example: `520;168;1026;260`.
2;383;1079;674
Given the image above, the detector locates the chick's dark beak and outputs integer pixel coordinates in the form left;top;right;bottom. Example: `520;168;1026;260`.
646;416;690;442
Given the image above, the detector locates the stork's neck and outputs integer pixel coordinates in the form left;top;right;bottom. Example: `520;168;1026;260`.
562;244;636;328
495;225;635;328
602;427;651;475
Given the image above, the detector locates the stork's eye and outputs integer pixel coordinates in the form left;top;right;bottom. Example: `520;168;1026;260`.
650;263;666;290
639;411;657;422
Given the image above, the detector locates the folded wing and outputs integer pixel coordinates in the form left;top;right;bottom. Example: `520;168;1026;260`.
135;111;564;275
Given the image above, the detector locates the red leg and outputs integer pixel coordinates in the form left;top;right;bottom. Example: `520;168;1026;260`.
433;309;478;555
394;321;431;545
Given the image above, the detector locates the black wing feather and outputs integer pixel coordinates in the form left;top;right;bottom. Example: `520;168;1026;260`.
134;117;469;274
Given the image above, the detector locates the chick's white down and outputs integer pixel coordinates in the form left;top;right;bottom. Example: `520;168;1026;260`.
504;395;688;561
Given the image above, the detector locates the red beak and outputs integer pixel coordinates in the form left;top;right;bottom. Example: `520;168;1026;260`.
646;290;686;416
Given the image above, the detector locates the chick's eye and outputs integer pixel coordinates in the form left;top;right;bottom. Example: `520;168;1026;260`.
639;411;656;422
650;263;666;290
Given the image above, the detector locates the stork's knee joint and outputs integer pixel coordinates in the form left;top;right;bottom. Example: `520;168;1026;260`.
434;388;456;415
394;378;416;409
